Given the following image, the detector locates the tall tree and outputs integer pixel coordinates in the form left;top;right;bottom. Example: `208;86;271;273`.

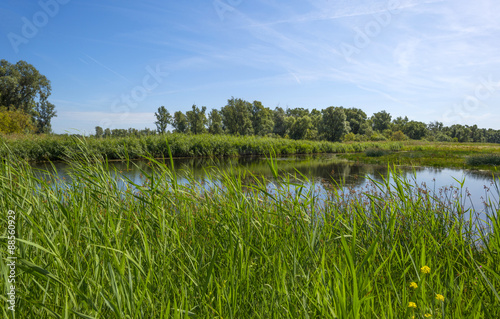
95;126;104;138
186;104;208;134
289;115;313;140
319;106;350;142
371;110;392;132
221;97;253;135
172;111;189;133
251;101;274;136
0;60;57;133
344;107;367;135
154;106;172;134
272;107;288;137
208;109;223;135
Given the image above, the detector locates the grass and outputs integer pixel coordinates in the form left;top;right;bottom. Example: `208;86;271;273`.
0;133;404;162
0;139;499;318
466;154;500;166
339;141;500;171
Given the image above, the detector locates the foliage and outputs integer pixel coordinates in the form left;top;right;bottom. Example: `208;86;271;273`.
371;110;392;132
186;104;208;135
466;154;500;166
0;59;56;133
208;109;224;135
221;97;253;135
0;108;34;134
320;106;350;142
154;106;172;134
364;147;389;157
172;111;189;133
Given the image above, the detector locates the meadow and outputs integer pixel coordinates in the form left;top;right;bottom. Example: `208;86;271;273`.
1;141;499;318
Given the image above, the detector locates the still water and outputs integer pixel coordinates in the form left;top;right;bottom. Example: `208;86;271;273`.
33;153;499;220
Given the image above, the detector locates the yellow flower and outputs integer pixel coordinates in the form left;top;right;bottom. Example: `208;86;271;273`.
410;282;418;289
425;314;432;318
421;266;431;274
436;294;445;301
408;302;417;308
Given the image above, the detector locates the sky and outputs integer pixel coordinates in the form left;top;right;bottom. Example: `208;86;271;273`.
1;0;500;134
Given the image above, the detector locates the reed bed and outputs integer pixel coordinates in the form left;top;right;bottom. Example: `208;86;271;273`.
1;141;499;318
0;133;403;162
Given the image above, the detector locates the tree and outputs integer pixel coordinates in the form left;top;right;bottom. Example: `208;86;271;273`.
95;126;104;138
221;97;253;135
172;111;189;133
344;108;367;135
0;60;57;132
251;101;274;136
371;110;392;132
272;107;288;137
289;115;313;140
403;121;427;140
208;109;223;135
155;106;172;134
319;107;350;142
186;104;207;134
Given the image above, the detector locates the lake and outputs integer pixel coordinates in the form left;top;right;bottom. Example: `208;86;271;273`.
33;153;499;223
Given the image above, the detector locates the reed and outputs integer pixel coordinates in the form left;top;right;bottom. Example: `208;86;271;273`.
0;140;499;318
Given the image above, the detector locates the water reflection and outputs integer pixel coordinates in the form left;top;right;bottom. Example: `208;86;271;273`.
32;154;498;218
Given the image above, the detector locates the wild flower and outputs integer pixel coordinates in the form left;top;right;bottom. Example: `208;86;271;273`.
408;302;417;308
436;294;445;301
425;314;432;318
410;282;418;289
421;266;431;274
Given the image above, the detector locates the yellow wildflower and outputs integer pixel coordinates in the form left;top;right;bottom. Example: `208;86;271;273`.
421;266;431;274
408;302;417;308
436;294;445;301
410;282;418;289
425;314;432;318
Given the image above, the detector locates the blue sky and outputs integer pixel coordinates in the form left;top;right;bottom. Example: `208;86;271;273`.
1;0;500;134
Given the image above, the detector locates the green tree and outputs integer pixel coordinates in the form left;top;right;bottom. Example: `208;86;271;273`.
272;107;288;137
0;108;34;134
0;60;57;132
344;108;367;135
154;106;172;134
319;107;350;142
172;111;189;133
403;121;427;140
251;101;274;136
221;97;253;135
208;109;224;134
186;104;208;134
95;126;104;138
371;110;392;132
289;115;313;140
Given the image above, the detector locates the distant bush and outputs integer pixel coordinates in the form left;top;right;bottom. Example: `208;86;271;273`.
466;154;500;166
390;131;407;141
365;148;389;157
370;133;387;141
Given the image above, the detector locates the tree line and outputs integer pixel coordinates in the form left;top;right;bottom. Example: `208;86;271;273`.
95;97;500;144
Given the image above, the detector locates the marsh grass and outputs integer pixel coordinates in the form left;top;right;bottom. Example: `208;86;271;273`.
1;140;499;318
466;154;500;167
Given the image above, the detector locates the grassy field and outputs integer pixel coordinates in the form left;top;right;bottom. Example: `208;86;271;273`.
1;142;499;318
339;141;500;171
0;133;404;162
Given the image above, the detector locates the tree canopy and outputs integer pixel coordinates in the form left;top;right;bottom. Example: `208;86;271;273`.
0;59;57;133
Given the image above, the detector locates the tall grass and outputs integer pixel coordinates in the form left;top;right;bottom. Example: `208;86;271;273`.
0;133;403;162
1;140;499;318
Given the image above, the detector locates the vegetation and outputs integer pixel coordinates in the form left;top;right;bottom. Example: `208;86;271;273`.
0;133;403;163
339;141;500;170
0;60;57;134
1;142;499;317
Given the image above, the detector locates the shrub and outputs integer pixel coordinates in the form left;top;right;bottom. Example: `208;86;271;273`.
466;154;500;166
365;148;389;157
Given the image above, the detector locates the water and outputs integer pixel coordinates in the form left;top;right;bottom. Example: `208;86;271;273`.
32;153;499;219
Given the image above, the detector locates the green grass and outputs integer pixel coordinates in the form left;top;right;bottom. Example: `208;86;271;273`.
339;141;500;170
0;140;499;318
0;133;404;162
466;154;500;166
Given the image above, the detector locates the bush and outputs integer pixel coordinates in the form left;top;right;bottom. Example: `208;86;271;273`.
466;154;500;166
365;148;389;157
